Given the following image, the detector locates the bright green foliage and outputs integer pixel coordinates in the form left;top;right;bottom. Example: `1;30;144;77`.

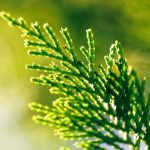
1;12;150;150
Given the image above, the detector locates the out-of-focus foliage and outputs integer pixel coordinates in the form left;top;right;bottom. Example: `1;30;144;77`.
0;0;150;150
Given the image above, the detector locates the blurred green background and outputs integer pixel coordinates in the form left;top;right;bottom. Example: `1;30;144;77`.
0;0;150;150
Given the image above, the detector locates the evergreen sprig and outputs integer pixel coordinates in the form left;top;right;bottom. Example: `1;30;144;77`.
1;12;149;150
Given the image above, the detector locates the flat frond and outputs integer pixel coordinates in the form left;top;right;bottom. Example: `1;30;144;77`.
1;12;149;150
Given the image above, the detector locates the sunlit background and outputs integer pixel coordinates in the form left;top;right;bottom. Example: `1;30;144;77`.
0;0;150;150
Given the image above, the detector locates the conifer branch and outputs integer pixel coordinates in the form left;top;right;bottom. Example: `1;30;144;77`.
1;12;149;150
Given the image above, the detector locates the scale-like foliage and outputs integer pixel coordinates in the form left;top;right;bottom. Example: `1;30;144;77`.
1;12;149;150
